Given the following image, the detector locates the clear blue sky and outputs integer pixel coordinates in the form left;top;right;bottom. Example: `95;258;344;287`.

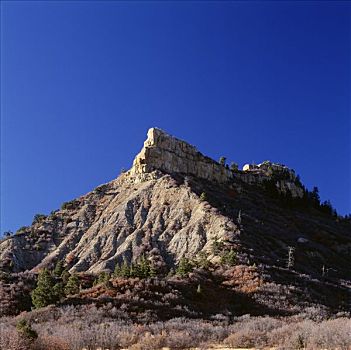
1;1;350;233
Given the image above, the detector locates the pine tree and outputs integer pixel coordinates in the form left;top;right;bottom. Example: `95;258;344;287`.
61;269;70;284
149;264;157;277
94;271;110;286
310;186;320;207
53;282;65;301
64;274;80;295
176;257;193;277
230;162;238;171
31;269;58;308
120;259;131;278
196;251;210;269
114;262;122;277
136;255;151;278
53;260;65;277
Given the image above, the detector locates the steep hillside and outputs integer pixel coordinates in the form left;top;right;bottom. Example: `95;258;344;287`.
1;128;350;316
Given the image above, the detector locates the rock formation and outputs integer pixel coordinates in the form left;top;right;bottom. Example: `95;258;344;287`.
0;128;349;279
0;127;350;317
130;128;303;197
130;127;234;183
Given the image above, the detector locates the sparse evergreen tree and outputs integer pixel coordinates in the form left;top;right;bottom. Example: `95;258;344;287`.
31;269;58;308
176;257;193;277
311;186;320;206
135;255;150;278
149;263;157;277
120;259;131;278
53;281;65;300
294;174;302;187
53;259;65;277
95;271;110;286
61;269;70;284
64;274;80;295
114;261;122;277
196;251;211;269
230;162;238;172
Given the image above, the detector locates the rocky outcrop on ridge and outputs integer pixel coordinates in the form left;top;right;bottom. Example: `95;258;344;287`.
130;128;303;197
0;128;350;285
130;127;234;183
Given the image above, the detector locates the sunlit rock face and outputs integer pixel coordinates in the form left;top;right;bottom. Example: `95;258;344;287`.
130;128;303;198
0;127;311;275
130;127;233;183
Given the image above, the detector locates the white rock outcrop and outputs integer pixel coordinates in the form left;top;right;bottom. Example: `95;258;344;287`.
130;128;303;197
130;128;233;183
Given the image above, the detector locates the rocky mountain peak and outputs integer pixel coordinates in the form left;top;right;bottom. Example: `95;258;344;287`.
130;127;233;183
1;128;350;318
129;128;303;198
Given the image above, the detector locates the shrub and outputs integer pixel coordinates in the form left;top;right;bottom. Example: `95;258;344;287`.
61;200;78;211
224;330;257;348
34;335;70;350
199;192;207;201
16;226;29;234
308;318;351;350
220;249;237;266
16;319;38;341
0;326;30;350
211;236;224;255
32;214;47;225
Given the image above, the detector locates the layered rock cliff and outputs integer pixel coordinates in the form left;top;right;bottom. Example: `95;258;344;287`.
1;127;351;317
130;128;234;183
130;128;303;197
0;128;349;279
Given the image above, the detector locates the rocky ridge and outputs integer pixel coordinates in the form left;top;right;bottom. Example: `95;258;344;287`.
0;128;350;290
0;128;305;274
130;128;303;197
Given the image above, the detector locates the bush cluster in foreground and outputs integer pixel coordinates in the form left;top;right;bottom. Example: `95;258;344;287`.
0;304;350;350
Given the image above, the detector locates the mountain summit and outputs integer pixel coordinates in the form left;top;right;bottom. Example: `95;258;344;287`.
1;128;350;315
